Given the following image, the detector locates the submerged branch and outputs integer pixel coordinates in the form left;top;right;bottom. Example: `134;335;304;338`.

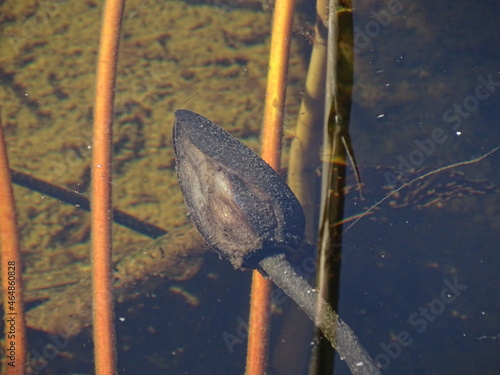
260;254;381;375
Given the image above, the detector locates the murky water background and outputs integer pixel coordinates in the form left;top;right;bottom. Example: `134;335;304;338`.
0;0;499;374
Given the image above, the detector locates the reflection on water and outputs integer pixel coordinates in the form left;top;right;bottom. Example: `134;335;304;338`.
0;0;499;374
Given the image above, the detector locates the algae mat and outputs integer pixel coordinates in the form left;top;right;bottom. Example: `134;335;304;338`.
0;0;307;372
0;0;306;302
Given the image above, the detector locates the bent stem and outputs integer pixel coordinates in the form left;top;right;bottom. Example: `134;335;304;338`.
287;0;328;238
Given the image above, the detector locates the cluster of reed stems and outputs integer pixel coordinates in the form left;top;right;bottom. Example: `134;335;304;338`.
0;0;340;373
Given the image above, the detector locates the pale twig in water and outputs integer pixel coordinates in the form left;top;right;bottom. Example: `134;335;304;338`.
342;146;499;234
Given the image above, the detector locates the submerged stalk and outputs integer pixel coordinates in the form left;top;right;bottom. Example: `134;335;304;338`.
259;254;381;375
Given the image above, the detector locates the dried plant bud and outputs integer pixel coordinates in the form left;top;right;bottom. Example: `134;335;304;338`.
173;109;305;269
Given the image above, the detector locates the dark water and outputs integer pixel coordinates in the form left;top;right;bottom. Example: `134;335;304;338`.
0;0;499;374
334;1;500;374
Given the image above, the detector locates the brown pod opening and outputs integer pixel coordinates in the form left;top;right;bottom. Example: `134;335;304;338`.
173;109;305;269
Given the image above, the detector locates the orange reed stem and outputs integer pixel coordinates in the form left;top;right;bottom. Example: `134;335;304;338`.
0;117;26;375
260;0;296;169
245;0;295;374
91;0;124;374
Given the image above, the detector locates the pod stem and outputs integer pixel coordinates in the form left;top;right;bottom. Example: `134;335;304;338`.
258;254;382;375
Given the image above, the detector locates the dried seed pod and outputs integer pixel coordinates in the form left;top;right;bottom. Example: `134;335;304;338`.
173;111;381;374
173;109;305;269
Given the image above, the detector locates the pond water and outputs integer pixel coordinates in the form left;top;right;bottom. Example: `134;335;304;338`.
0;0;498;374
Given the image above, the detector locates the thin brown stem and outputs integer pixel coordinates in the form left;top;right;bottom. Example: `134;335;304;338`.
91;0;125;374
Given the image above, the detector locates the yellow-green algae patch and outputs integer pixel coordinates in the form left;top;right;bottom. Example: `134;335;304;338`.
0;0;307;316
